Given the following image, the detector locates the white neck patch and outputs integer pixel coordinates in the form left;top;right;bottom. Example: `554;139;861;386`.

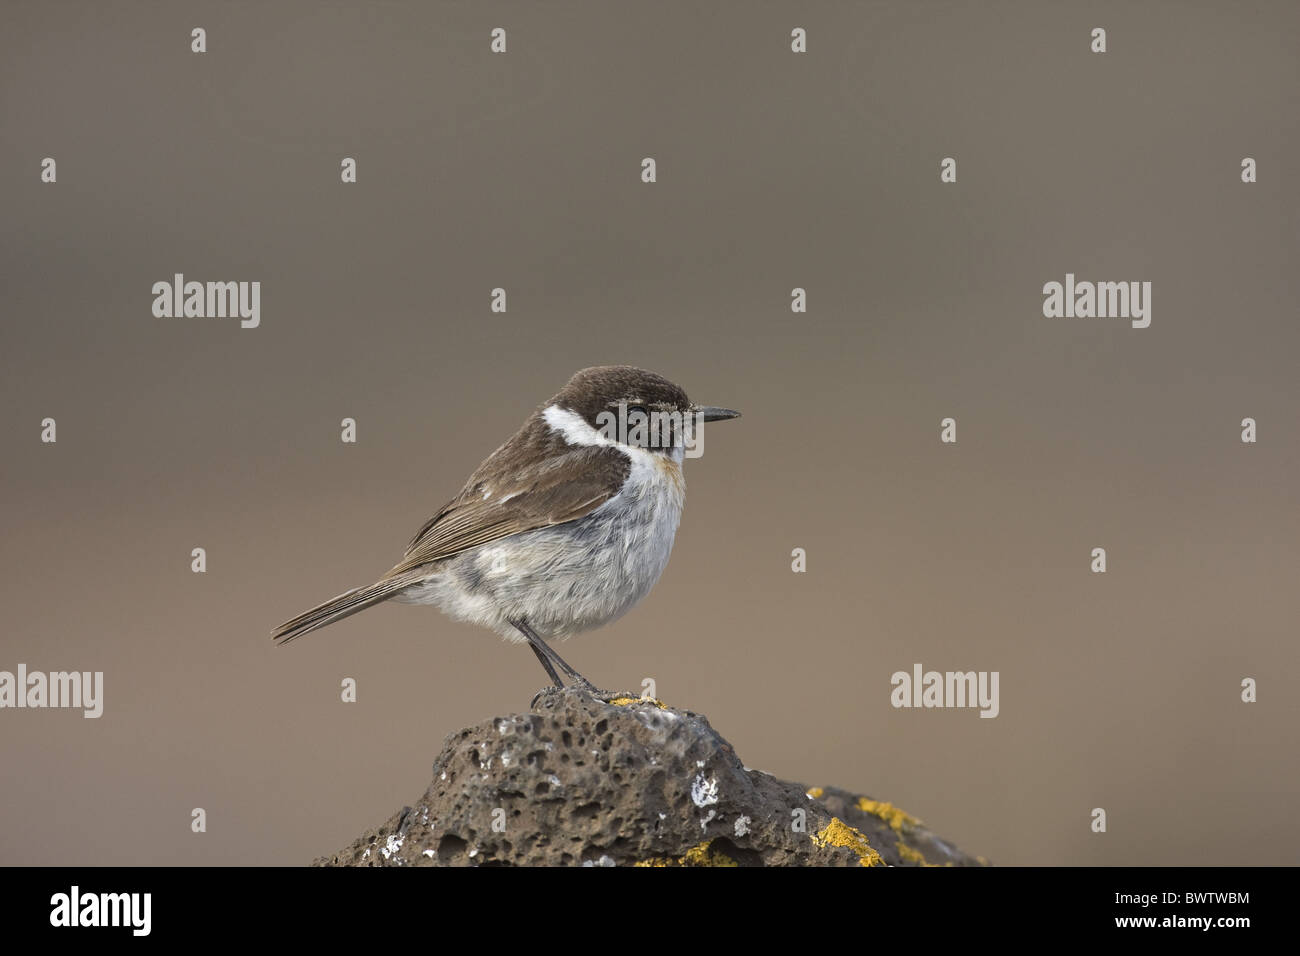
542;404;685;468
543;404;617;449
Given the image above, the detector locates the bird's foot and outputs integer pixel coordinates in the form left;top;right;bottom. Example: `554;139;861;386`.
529;682;658;708
572;682;646;704
529;683;607;708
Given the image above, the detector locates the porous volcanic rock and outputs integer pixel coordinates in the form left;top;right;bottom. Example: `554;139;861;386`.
315;686;985;867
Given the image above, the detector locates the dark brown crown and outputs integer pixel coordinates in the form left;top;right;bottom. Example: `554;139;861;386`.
551;366;690;430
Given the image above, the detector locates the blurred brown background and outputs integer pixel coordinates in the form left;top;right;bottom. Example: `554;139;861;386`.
2;0;1297;866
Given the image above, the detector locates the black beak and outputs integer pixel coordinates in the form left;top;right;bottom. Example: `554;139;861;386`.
695;406;742;423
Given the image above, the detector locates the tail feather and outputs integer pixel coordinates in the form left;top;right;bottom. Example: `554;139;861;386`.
272;571;424;645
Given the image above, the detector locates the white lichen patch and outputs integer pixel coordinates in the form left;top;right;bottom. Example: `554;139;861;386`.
735;815;751;837
422;849;435;858
381;833;404;860
691;773;719;807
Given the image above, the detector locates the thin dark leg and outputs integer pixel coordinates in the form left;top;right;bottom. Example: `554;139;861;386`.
509;618;567;688
513;620;564;688
519;621;594;687
529;641;564;688
510;618;596;689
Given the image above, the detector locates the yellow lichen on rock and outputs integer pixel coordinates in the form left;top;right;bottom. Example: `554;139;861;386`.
633;839;739;867
812;818;886;867
856;797;921;832
805;786;825;799
895;840;935;866
608;696;668;709
680;841;738;867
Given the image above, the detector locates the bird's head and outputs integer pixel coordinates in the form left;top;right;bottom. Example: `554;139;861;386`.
546;365;740;458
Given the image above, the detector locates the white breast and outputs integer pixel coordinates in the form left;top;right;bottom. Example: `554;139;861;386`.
399;405;687;641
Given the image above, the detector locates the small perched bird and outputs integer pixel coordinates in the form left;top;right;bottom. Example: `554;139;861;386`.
272;366;740;691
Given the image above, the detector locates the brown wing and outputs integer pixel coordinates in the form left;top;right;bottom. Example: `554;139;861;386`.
383;417;630;578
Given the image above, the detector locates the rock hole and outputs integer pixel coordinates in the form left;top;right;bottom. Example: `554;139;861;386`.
437;834;468;858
